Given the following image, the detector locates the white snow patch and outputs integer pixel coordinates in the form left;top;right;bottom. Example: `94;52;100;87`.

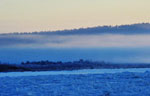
1;68;150;77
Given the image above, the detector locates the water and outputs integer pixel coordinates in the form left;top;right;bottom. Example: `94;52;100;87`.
1;48;150;64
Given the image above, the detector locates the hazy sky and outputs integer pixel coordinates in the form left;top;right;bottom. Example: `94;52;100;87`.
0;0;150;33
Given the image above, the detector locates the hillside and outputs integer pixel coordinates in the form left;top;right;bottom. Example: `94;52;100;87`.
1;23;150;35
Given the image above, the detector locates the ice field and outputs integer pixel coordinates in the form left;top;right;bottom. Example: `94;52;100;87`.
1;68;150;96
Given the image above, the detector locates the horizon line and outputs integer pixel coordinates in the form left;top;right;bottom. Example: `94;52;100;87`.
0;22;150;35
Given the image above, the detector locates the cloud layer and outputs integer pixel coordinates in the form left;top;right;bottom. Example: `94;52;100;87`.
1;34;150;48
0;23;150;48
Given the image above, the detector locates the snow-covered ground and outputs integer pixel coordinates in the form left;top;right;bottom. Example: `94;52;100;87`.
1;68;150;77
1;68;150;96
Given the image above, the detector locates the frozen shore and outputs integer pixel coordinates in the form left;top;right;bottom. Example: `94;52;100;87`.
1;68;150;77
1;69;150;96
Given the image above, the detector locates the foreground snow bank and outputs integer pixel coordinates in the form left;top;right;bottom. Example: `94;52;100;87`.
1;71;150;96
1;68;150;77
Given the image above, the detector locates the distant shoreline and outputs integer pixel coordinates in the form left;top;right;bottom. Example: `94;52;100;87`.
1;59;150;72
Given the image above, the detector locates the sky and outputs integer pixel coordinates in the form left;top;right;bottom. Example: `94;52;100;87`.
0;23;150;63
0;0;150;63
0;0;150;33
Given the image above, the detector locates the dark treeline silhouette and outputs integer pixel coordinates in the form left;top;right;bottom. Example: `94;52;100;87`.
1;23;150;35
0;64;30;72
1;59;150;72
0;23;150;48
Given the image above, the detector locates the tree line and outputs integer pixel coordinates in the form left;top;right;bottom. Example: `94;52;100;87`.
1;59;150;72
